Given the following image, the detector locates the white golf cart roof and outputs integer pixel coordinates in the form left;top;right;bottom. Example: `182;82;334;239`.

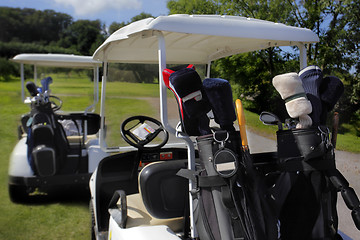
12;53;102;111
12;53;102;68
93;14;319;64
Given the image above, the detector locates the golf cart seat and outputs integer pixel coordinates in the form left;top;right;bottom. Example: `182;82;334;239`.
124;159;188;232
57;112;101;144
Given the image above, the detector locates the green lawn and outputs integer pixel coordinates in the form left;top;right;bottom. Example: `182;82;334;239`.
0;72;359;240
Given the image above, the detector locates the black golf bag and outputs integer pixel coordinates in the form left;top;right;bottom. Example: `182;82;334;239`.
273;127;360;239
25;82;69;176
191;131;279;240
163;66;278;239
270;68;360;239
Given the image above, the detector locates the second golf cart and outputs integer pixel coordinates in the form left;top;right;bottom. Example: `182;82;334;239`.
8;53;109;203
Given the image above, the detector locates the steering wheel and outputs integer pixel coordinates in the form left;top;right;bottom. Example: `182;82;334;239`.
49;95;62;111
121;116;169;150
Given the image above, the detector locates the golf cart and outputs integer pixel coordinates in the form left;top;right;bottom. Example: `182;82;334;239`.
90;15;359;240
8;53;108;203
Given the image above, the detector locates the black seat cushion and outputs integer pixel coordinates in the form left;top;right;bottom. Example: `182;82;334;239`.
139;159;188;219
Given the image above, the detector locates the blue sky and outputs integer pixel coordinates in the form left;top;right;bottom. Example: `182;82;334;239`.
1;0;169;26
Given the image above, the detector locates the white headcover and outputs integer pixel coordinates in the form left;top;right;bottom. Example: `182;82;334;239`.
272;72;313;128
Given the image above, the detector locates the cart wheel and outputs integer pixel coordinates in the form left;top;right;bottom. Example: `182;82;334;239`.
90;200;96;240
8;184;30;203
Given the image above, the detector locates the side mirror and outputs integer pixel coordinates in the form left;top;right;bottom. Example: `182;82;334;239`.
259;111;283;130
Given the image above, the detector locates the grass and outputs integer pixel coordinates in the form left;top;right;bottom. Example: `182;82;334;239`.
0;72;359;240
241;109;278;140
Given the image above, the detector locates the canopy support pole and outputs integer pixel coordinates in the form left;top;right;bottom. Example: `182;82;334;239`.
156;31;198;239
206;61;211;78
34;65;37;85
299;43;307;70
20;63;25;102
99;59;108;152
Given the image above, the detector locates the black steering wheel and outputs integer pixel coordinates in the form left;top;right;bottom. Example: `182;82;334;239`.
120;115;169;150
49;95;62;111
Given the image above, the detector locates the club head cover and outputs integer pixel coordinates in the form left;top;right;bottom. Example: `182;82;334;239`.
163;66;211;136
26;81;39;97
272;72;312;128
168;68;211;119
203;78;236;131
299;65;323;126
41;76;53;93
296;115;313;129
320;76;344;110
319;76;344;124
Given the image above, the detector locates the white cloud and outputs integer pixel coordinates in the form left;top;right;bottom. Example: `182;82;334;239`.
53;0;142;16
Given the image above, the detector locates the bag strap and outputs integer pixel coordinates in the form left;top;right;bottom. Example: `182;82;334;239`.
177;168;227;188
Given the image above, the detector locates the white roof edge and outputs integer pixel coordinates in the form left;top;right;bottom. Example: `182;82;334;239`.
12;53;102;68
93;14;319;63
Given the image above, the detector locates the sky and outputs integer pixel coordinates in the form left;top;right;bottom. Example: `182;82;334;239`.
1;0;170;26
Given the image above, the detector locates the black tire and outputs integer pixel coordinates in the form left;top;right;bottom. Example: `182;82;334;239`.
8;184;31;204
90;200;96;240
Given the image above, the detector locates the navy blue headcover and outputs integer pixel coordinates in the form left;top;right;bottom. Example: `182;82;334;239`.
319;76;344;124
299;66;323;126
169;68;211;119
203;78;236;131
165;67;211;136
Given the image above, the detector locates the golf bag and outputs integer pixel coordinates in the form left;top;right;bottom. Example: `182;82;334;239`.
25;81;69;176
164;66;278;239
184;131;278;240
273;127;360;239
272;68;359;239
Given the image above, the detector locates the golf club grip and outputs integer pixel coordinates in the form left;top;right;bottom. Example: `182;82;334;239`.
235;99;248;147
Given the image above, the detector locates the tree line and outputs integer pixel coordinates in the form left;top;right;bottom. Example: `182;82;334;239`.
0;7;156;82
0;2;358;134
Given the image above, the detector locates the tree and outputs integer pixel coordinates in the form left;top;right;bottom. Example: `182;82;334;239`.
58;19;106;55
0;57;17;81
108;12;153;35
0;7;72;44
108;22;126;35
289;0;359;127
168;0;223;14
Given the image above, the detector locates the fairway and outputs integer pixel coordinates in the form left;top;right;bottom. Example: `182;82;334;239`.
0;73;159;240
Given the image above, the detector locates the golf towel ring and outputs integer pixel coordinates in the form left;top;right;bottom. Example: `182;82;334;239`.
213;131;238;178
